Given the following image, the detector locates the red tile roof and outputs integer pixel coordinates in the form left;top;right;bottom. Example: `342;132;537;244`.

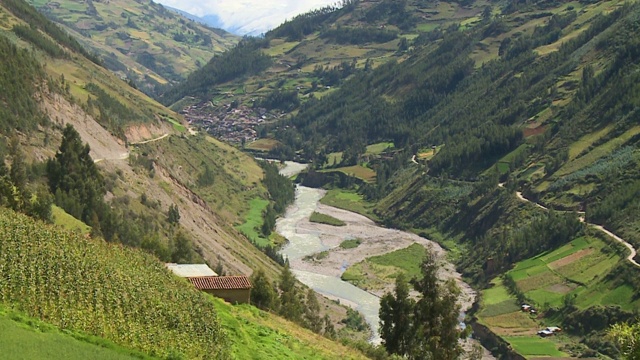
188;276;252;290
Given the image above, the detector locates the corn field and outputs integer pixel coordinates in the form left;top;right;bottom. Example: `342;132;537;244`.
0;208;229;359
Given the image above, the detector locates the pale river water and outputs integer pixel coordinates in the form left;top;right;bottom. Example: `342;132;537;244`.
276;162;494;357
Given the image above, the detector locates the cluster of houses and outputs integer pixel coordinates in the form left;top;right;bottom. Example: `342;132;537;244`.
521;304;563;337
180;100;275;145
166;263;252;304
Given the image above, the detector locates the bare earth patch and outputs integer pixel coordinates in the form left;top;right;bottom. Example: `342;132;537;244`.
548;248;594;269
546;283;577;294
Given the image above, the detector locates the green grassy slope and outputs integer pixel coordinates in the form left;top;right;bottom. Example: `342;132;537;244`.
25;0;237;96
0;207;370;360
0;309;152;360
163;0;488;109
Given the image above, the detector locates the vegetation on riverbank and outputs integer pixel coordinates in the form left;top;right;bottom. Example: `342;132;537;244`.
309;211;346;226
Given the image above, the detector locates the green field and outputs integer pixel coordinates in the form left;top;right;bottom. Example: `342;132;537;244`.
236;197;270;247
508;236;624;309
365;142;394;155
309;211;346;226
342;244;426;290
478;234;637;358
320;189;379;221
52;205;91;235
503;336;568;358
213;299;367;359
0;310;148;360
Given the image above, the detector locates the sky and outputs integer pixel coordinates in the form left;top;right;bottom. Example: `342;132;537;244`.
156;0;339;35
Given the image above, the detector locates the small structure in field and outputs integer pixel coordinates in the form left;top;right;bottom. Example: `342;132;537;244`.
165;264;252;304
537;326;562;337
166;263;218;277
188;276;252;304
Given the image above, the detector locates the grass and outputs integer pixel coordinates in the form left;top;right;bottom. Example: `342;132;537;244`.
503;336;568;358
342;244;426;290
0;309;151;360
320;165;377;183
52;205;91;235
320;189;379;221
309;211;346;226
212;299;367;360
365;142;394;155
246;138;281;152
482;278;513;305
236;197;270;247
339;238;362;249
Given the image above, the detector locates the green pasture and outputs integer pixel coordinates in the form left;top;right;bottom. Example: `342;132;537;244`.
365;142;394;155
0;309;149;360
236;198;270;247
342;244;426;290
320;189;379;221
52;205;91;235
504;336;568;358
309;211;346;226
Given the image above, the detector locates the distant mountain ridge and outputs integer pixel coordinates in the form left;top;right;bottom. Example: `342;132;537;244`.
25;0;238;97
164;4;227;32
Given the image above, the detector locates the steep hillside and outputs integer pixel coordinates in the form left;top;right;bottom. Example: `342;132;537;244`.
24;0;237;96
159;0;489;145
0;0;383;357
0;208;370;360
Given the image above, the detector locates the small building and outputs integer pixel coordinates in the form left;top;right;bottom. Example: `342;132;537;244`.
188;276;252;305
166;263;218;277
521;304;531;312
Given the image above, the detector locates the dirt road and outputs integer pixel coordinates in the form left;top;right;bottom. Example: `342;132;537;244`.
511;188;640;268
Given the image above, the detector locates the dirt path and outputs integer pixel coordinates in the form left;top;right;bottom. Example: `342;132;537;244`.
510;187;640;268
130;133;169;145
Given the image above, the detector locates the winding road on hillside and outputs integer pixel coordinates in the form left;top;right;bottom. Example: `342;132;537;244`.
93;133;170;163
502;184;640;268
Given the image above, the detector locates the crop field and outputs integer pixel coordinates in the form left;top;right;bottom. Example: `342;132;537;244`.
246;138;281;152
508;236;622;308
0;208;230;359
479;234;638;357
555;125;640;176
504;336;568;358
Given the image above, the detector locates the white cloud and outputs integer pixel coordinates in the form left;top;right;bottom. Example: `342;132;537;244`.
157;0;339;35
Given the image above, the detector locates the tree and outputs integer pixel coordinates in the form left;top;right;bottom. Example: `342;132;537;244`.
379;273;414;355
379;250;462;359
167;204;180;224
323;314;336;339
609;322;640;359
410;251;461;360
171;231;192;263
250;269;278;311
47;124;105;226
278;264;303;323
304;288;323;333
